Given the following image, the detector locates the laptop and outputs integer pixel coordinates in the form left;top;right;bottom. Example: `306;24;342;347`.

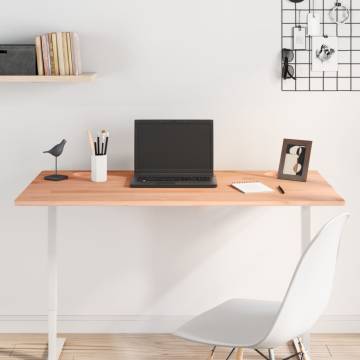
130;120;217;188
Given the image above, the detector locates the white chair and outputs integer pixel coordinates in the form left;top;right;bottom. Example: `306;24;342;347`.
175;213;350;360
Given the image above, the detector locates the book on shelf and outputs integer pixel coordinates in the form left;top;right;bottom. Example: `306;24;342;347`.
51;33;60;75
35;32;82;76
35;36;44;76
41;34;51;75
56;32;65;75
62;32;70;75
71;32;82;75
48;33;55;75
67;32;74;75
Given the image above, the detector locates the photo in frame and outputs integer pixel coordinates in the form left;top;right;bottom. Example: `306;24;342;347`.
278;139;312;182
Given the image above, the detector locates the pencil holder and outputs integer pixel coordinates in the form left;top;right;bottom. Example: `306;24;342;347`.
91;155;107;182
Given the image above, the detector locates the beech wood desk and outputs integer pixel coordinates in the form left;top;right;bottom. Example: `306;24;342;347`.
15;170;345;360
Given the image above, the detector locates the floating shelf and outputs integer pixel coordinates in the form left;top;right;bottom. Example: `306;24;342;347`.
0;72;96;83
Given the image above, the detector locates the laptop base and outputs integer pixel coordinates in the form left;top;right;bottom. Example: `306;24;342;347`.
130;176;217;188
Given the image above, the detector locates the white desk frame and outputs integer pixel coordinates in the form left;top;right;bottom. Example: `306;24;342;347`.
48;207;65;360
46;205;313;360
300;206;312;360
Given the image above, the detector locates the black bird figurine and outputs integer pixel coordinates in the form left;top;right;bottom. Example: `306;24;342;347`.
43;139;68;181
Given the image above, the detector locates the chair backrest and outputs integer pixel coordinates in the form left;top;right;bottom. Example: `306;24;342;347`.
259;213;350;348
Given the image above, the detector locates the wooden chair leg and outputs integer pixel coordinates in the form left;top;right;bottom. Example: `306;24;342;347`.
268;349;275;360
298;338;311;360
293;337;311;360
236;348;244;360
208;346;216;359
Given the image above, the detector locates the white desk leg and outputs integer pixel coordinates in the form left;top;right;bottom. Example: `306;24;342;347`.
301;206;311;255
48;207;65;360
293;206;312;360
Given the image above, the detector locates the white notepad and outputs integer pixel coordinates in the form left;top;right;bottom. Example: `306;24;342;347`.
232;182;274;194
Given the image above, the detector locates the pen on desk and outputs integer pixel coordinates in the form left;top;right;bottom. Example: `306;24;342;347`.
278;185;285;194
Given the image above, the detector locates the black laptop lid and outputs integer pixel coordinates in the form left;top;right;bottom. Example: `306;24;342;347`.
134;120;213;176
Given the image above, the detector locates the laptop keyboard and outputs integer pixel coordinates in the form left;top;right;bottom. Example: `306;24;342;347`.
138;176;211;182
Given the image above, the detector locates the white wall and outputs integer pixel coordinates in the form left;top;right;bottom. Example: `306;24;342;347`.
0;0;359;333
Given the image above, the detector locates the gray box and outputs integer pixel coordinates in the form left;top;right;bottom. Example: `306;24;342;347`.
0;45;36;75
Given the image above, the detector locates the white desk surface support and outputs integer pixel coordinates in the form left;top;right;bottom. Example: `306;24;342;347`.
15;170;345;360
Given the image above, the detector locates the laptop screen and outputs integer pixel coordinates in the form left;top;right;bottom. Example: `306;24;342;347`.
134;120;213;176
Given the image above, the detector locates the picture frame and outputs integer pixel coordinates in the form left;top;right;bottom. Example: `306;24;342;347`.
278;139;312;182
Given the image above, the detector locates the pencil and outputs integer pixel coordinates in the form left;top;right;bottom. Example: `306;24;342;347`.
87;130;95;155
104;137;109;155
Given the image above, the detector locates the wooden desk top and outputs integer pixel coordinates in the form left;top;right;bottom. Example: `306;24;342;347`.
15;170;345;207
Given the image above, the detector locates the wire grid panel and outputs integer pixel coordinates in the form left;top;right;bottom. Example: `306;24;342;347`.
281;0;360;91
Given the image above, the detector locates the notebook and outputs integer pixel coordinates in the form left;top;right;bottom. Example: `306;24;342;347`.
232;182;274;194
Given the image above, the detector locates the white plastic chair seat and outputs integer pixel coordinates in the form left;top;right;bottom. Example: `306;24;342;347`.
176;299;281;348
175;213;350;353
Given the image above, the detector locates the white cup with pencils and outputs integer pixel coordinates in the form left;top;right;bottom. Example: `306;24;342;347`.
88;129;109;183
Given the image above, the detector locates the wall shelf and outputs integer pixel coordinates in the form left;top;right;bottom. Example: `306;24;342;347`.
0;72;96;83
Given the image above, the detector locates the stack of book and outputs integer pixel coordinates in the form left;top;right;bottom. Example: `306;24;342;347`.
35;32;82;76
